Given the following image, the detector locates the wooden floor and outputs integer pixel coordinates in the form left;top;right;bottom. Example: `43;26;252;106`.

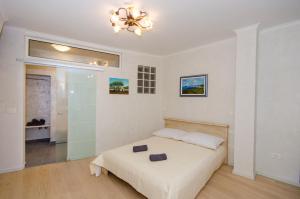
0;158;299;199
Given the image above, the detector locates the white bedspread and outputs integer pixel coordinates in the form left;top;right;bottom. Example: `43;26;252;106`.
90;136;226;199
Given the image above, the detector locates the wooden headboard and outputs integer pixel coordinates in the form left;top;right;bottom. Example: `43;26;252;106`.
164;118;229;164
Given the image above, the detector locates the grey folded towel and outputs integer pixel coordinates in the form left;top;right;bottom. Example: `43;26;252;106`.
149;153;167;161
133;145;148;152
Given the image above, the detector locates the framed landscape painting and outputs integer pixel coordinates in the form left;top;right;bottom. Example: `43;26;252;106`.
180;74;208;97
109;77;129;95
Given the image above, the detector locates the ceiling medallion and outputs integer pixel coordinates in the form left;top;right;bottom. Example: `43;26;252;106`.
110;4;153;36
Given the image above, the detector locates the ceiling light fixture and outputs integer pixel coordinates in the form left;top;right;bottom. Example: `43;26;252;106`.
110;4;153;36
51;44;71;52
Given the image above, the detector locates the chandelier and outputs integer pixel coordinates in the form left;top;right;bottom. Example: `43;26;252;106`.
110;5;153;36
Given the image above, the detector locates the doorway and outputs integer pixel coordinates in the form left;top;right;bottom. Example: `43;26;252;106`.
24;64;97;167
25;65;68;167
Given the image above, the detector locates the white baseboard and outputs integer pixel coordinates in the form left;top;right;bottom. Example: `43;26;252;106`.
256;171;300;187
0;164;25;174
233;169;256;180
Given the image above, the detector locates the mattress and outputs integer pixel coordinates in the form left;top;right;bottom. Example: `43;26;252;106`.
90;136;226;199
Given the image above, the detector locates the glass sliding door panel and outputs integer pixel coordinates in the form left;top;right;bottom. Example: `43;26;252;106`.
67;68;96;160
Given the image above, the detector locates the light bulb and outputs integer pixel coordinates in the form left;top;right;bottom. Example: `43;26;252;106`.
51;44;71;52
131;7;140;18
111;13;119;23
147;21;153;30
113;25;121;33
143;19;149;26
134;27;142;36
142;18;153;29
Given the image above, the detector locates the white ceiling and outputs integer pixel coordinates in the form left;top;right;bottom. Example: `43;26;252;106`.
1;0;300;55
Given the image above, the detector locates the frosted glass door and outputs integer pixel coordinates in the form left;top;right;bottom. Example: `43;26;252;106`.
67;69;96;160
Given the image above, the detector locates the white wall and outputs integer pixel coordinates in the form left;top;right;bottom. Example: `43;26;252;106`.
256;21;300;186
96;51;164;153
161;22;300;184
162;39;236;165
0;25;164;172
0;26;25;173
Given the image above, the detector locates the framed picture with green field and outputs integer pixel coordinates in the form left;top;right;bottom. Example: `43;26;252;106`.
109;77;129;95
180;74;208;97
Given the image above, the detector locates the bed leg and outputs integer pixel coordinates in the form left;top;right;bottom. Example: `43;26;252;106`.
95;166;101;177
101;167;108;175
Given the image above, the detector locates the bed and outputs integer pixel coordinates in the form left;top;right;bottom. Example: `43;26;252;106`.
90;118;229;199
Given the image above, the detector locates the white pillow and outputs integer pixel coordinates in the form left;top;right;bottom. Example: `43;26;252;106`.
153;128;187;140
181;132;224;150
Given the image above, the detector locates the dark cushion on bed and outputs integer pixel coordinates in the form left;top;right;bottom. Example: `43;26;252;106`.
149;153;167;161
133;145;148;152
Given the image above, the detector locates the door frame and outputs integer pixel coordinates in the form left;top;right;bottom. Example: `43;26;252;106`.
21;32;109;168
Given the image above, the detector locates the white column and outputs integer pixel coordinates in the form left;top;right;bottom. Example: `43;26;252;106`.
233;24;259;179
